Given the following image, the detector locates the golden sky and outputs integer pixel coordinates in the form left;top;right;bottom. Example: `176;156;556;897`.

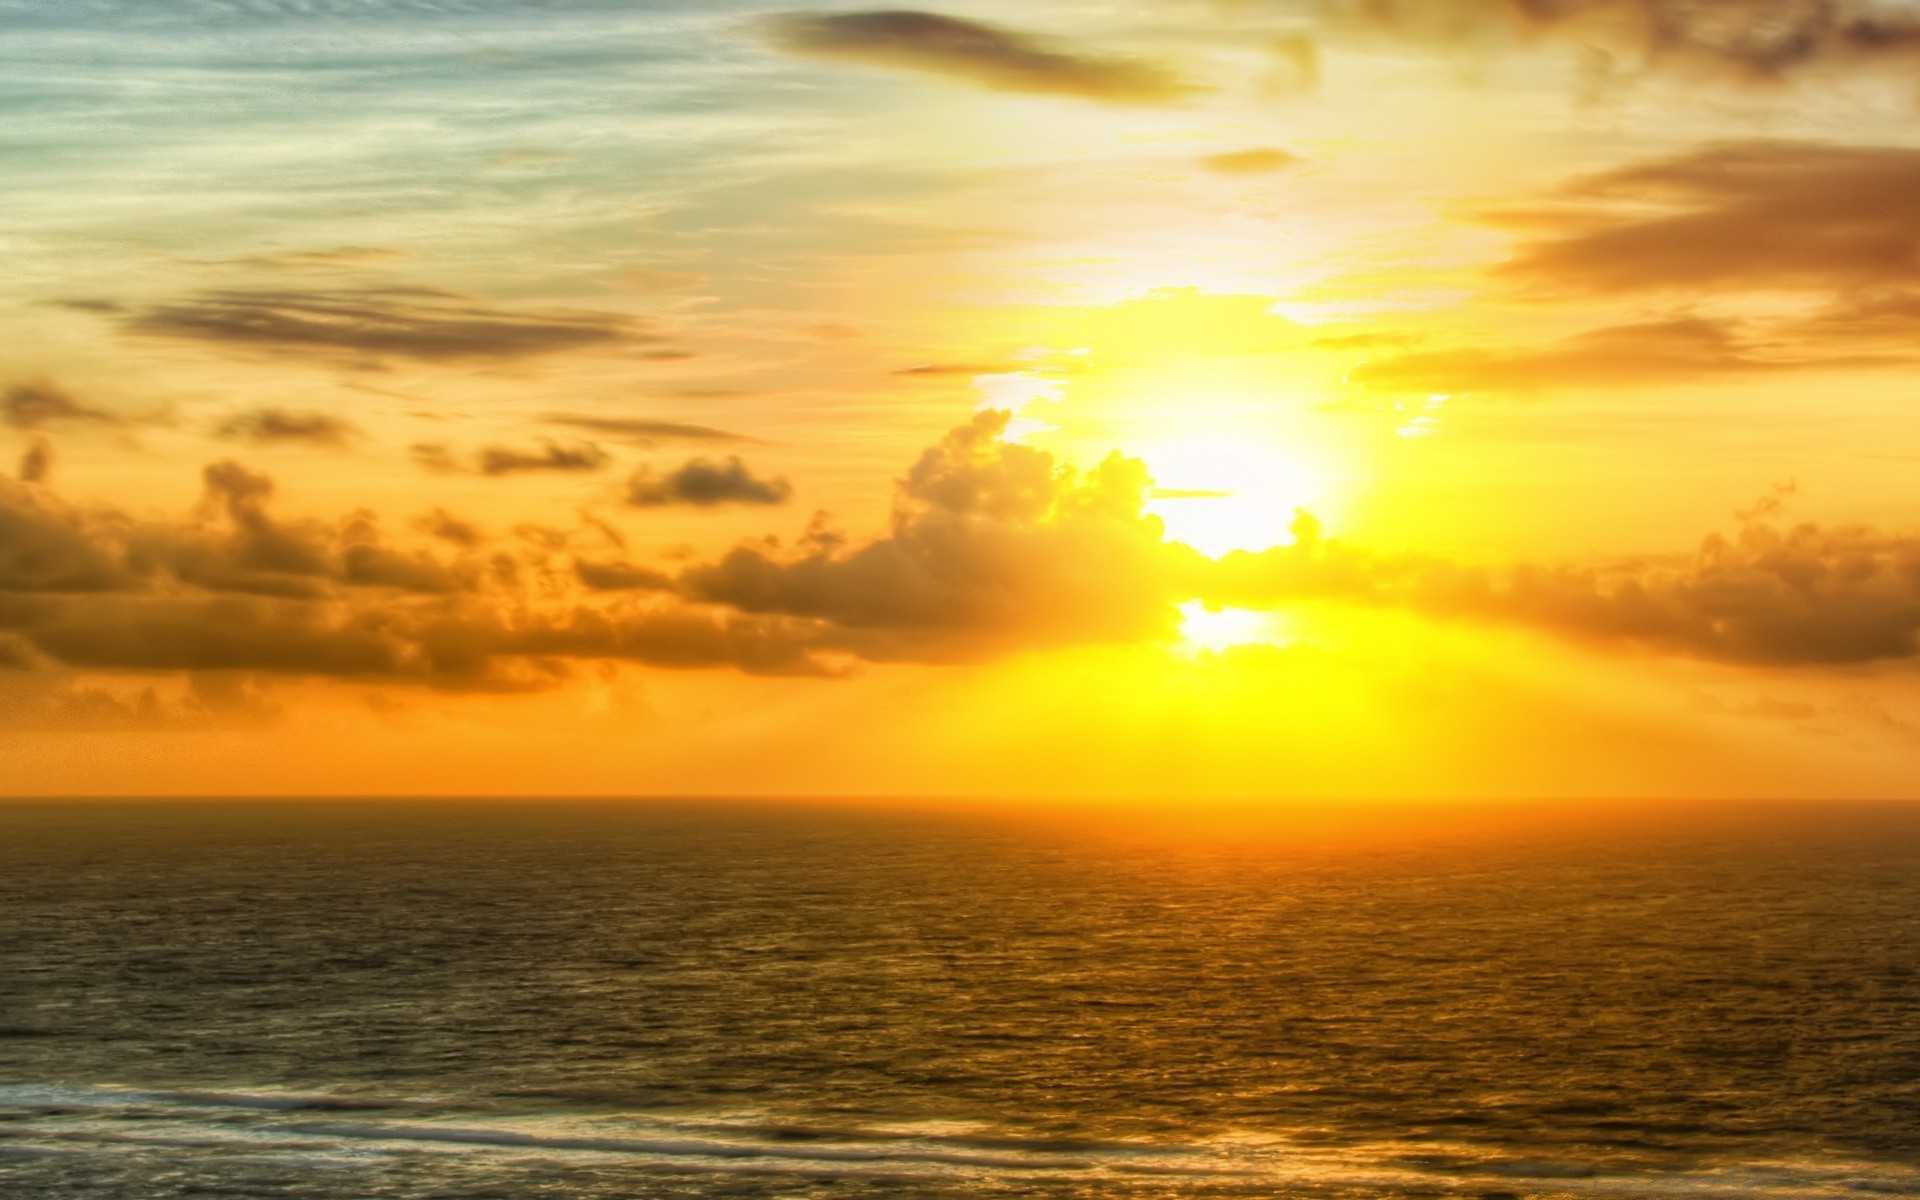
10;0;1920;798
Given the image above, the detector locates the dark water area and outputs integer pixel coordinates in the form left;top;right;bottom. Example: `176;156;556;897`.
1;800;1917;1199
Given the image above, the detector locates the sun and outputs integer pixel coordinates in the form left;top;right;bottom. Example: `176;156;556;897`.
1140;435;1330;558
1177;601;1286;651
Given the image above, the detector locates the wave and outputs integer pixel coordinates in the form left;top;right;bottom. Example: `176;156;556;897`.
4;1083;1919;1196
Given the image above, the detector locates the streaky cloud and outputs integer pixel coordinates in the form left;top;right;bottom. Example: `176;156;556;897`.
764;10;1198;103
542;414;757;446
125;289;642;362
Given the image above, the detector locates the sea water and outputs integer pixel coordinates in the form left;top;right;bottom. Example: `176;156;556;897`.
2;800;1916;1199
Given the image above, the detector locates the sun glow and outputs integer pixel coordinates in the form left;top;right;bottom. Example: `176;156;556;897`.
1142;435;1329;558
1178;602;1284;651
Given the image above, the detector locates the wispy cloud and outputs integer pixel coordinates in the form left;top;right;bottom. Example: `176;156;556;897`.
124;289;642;362
764;10;1197;103
542;414;757;446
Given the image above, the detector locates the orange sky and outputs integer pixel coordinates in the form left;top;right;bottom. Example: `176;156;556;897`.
9;0;1920;798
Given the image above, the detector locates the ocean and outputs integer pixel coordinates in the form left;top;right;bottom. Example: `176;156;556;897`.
1;800;1916;1199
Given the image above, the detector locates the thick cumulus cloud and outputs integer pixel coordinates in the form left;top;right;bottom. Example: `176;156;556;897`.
1497;142;1920;295
683;410;1184;661
125;289;640;361
14;412;1920;706
765;10;1196;102
1201;502;1920;666
0;464;840;689
1324;0;1920;81
626;457;793;507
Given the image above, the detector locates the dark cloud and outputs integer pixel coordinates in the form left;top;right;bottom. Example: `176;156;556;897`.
683;410;1180;660
541;414;756;446
18;439;52;485
765;10;1197;103
1201;147;1302;174
0;478;134;593
0;464;838;685
410;441;611;476
626;457;793;508
416;509;485;547
125;289;639;361
575;559;675;592
893;362;1017;376
1325;0;1920;82
216;407;361;447
477;442;610;476
1496;142;1920;295
3;382;122;431
1348;317;1897;392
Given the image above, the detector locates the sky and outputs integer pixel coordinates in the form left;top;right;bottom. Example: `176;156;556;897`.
8;0;1920;799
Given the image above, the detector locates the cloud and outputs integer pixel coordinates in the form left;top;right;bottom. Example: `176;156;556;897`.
124;289;640;361
411;441;611;476
416;509;485;548
1347;317;1897;392
3;382;122;431
575;559;675;592
1200;496;1920;667
0;464;839;685
0;477;135;593
682;410;1180;660
477;442;610;476
18;439;52;485
19;409;1920;702
893;362;1017;376
542;414;756;446
1495;142;1920;295
626;457;793;508
232;247;409;273
1324;0;1920;82
764;10;1196;103
216;408;361;447
1201;147;1302;174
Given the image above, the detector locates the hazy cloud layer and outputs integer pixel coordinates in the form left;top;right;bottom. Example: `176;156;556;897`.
1497;142;1920;295
626;457;793;507
765;10;1196;102
1348;317;1896;392
126;289;638;361
1201;147;1301;174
